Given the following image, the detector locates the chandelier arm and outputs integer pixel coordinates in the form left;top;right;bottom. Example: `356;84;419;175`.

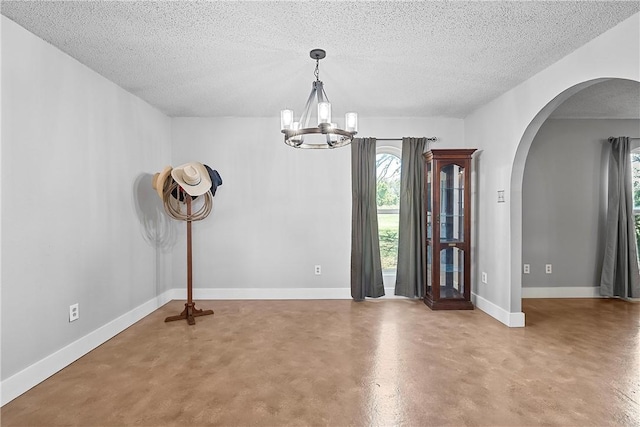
316;80;325;104
320;84;330;104
300;82;318;129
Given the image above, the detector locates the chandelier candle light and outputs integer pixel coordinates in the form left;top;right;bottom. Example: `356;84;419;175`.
280;49;358;149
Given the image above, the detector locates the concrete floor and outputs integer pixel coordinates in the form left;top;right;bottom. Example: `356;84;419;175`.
1;298;639;426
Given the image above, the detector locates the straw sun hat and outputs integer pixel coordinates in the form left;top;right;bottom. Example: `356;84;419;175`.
171;162;212;197
152;166;172;200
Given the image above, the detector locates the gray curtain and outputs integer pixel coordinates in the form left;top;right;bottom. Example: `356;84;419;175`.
395;137;428;297
600;136;640;298
351;137;385;300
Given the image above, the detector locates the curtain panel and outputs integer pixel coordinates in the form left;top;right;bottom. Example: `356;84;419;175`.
351;138;385;300
600;136;640;299
395;137;428;298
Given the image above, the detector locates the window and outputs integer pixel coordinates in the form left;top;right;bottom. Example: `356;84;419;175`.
631;148;640;257
376;147;401;272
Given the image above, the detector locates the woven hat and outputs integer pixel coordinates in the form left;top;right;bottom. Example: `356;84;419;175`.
152;166;172;200
171;162;212;197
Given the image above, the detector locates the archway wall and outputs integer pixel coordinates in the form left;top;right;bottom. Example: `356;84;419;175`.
463;13;639;326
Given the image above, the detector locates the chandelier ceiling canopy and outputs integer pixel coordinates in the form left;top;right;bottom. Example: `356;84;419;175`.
280;49;357;149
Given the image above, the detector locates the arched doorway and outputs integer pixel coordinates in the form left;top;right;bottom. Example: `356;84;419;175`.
510;78;640;313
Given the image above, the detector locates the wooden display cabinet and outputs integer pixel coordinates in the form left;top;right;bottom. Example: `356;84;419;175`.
423;149;476;310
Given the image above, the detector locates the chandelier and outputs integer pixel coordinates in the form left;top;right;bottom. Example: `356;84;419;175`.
280;49;358;149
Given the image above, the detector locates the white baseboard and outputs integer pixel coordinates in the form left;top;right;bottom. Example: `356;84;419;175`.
188;287;414;300
0;290;175;407
472;293;525;327
189;287;352;300
522;286;601;298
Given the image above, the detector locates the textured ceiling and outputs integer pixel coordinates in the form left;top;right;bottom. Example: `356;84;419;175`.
549;79;640;119
1;1;639;119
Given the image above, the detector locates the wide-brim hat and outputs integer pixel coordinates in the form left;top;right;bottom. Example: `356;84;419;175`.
204;164;223;196
152;166;172;200
171;162;212;197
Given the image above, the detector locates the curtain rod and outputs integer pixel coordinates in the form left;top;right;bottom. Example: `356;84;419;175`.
376;137;438;141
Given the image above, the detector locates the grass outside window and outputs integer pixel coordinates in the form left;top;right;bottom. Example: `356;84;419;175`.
378;212;399;271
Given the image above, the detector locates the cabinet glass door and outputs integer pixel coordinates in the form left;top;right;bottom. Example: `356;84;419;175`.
439;163;465;298
439;247;465;297
440;163;465;243
425;161;432;295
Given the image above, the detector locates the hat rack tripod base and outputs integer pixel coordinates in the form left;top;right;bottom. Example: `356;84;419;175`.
164;193;214;325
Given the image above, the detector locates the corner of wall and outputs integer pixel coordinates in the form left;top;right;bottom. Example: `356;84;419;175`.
472;293;525;327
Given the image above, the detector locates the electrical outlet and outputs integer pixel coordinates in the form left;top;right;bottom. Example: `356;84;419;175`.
481;272;488;284
69;303;79;322
545;264;552;274
523;264;530;274
314;265;321;275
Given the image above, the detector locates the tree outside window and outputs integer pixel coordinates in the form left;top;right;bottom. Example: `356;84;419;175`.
631;151;640;257
376;152;401;271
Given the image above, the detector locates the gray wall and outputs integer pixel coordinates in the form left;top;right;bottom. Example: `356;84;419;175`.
1;17;173;380
170;118;463;293
522;118;640;288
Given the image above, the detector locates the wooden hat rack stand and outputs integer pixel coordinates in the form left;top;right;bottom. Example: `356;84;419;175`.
161;179;214;325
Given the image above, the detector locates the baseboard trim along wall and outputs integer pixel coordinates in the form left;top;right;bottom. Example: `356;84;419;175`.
191;287;352;300
0;290;175;407
190;287;418;300
2;287;522;406
521;286;601;298
472;292;525;328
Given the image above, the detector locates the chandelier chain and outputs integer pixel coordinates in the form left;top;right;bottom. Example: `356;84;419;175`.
314;59;320;81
